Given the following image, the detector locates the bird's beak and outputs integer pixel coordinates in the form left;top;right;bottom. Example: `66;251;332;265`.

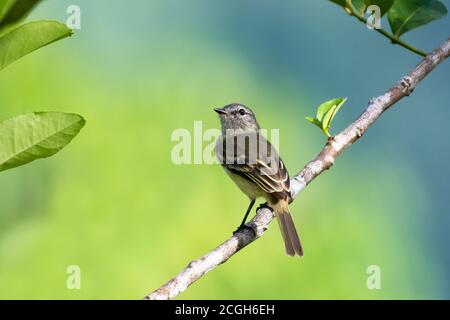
214;107;227;115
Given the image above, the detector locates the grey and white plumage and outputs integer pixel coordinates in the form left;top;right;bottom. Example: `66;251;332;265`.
214;103;303;256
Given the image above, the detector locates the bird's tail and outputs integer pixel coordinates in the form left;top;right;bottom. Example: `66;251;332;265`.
273;200;303;257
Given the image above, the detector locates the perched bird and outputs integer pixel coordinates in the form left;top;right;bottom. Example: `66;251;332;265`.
214;103;303;256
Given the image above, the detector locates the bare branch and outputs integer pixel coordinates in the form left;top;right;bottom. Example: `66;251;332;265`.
145;38;450;300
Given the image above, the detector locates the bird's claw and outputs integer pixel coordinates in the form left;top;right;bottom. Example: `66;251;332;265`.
233;224;256;236
256;202;272;212
401;76;414;96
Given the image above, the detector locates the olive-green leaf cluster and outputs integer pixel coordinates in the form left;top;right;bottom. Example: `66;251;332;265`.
331;0;448;35
0;0;84;173
329;0;448;55
0;0;73;71
306;98;347;138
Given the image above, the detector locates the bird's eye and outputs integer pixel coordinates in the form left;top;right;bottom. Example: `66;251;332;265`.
238;108;245;116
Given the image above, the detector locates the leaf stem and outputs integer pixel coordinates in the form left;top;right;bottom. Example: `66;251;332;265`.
345;0;427;57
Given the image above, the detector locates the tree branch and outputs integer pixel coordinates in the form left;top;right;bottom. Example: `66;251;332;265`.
145;38;450;300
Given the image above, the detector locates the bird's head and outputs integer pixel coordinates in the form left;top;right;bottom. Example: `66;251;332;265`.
214;103;260;133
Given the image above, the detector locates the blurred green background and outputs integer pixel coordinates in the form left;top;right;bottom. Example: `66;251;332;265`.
0;0;449;299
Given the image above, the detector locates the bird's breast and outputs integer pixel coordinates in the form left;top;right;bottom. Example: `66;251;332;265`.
223;166;265;200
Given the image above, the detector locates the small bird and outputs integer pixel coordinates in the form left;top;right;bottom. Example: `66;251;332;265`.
214;103;303;256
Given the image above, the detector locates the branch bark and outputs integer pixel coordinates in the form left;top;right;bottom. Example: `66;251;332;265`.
145;38;450;300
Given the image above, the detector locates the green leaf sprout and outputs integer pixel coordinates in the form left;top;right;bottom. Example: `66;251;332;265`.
306;97;347;138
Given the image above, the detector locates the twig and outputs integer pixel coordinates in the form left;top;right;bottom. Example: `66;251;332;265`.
145;38;450;300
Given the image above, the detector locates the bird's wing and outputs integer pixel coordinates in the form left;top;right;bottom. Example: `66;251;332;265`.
216;131;290;195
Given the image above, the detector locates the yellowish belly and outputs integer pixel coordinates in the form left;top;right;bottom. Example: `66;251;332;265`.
224;167;265;200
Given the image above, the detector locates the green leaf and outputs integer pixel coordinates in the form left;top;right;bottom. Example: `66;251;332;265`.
0;20;72;71
365;0;394;16
0;112;85;172
305;116;323;129
0;0;42;29
321;98;347;135
316;97;345;122
306;98;347;138
352;0;368;15
388;0;448;37
0;0;10;17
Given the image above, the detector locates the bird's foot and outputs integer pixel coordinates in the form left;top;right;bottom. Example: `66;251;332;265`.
400;76;414;96
233;224;255;236
256;202;272;212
